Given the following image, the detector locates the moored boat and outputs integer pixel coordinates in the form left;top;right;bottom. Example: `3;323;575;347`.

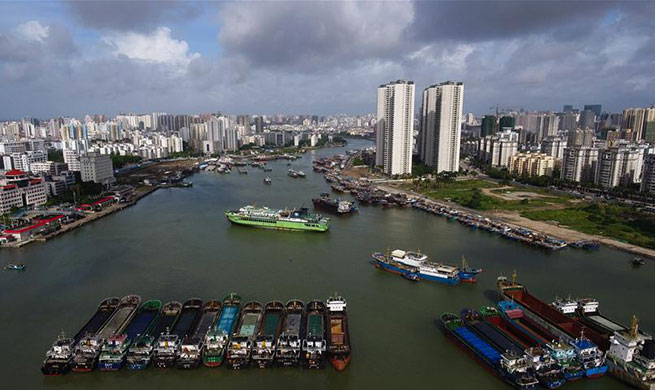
253;301;285;368
302;300;326;369
203;293;241;367
276;300;304;367
43;297;119;375
326;295;351;371
153;298;202;368
606;316;655;390
127;300;181;370
312;194;357;215
177;300;221;369
98;299;160;371
226;301;263;369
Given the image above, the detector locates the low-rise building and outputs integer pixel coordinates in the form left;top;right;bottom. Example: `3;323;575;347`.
508;152;556;177
80;152;115;184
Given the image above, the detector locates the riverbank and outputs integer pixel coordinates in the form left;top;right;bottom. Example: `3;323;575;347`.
378;183;655;259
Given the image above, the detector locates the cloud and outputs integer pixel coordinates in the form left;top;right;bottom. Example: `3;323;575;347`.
67;0;200;31
101;27;200;67
14;20;49;42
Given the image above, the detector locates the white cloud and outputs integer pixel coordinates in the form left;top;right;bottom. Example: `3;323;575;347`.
102;26;199;67
15;20;49;43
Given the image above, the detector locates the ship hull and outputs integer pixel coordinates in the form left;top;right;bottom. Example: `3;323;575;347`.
176;359;201;369
71;360;96;373
226;213;329;232
153;356;176;369
97;361;124;371
374;258;460;285
41;361;71;376
328;354;351;371
202;354;224;367
607;358;655;390
585;365;608;378
125;361;149;370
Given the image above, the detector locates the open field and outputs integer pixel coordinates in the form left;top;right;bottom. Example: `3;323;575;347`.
521;203;655;250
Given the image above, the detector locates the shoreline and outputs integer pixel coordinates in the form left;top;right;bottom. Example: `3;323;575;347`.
377;184;655;260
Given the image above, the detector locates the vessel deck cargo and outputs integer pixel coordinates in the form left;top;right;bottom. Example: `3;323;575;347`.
226;301;263;369
203;294;241;367
253;301;285;368
127;301;181;370
303;301;326;369
326;295;351;371
177;300;221;369
276;300;304;367
154;298;202;368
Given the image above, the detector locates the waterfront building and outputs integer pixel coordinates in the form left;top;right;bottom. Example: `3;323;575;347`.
509;152;556;177
0;170;48;214
376;80;415;175
641;154;655;194
540;136;567;159
418;81;463;173
478;130;518;168
595;144;646;188
80;152;115;185
560;146;599;182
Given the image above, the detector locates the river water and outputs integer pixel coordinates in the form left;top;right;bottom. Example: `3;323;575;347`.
1;138;652;390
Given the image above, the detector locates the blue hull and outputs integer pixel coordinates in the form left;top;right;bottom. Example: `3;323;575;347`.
541;379;565;389
585;365;607;377
97;361;124;371
126;362;149;370
375;260;460;285
564;371;584;381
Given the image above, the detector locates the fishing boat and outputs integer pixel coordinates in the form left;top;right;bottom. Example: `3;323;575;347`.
43;297;119;375
153;298;202;368
606;316;655;390
226;301;263;369
297;170;306;178
440;312;538;389
275;300;304;367
98;299;161;371
253;301;285;368
312;194;358;215
498;273;607;378
458;256;483;283
73;295;140;372
288;169;299;178
263;167;273;172
302;300;326;369
633;257;646;266
371;250;460;285
238;168;248;174
4;263;25;271
226;205;330;232
203;293;241;367
326;295;351;371
127;301;181;370
177;300;221;369
264;177;272;185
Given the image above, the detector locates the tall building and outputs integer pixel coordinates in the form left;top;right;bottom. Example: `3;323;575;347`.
584;104;602;117
641;154;655;194
0;170;48;213
560;147;599;182
563;105;574;113
540;136;567;159
579;110;596;130
622;108;647;140
567;128;594;147
558;113;578;131
499;116;515;130
480;115;496;137
376;80;415;176
478;130;519;168
254;116;264;134
417;81;463;173
595;145;646;188
80;152;115;185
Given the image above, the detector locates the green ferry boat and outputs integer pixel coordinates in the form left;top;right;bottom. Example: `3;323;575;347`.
225;206;330;232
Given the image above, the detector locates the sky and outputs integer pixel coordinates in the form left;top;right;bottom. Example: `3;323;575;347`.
0;0;653;119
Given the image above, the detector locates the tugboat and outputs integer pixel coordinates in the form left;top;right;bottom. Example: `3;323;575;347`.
276;300;304;367
43;297;119;375
252;301;285;368
226;301;263;369
127;301;181;370
203;294;241;367
302;300;326;369
312;194;357;215
153;298;202;368
73;295;139;372
41;332;75;376
326;294;351;371
177;300;221;369
98;300;161;371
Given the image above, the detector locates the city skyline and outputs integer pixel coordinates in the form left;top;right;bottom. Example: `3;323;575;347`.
1;1;654;118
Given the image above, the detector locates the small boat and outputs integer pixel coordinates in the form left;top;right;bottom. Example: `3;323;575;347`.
238;168;248;174
326;294;351;371
297;171;306;178
264;177;272;185
5;263;25;271
402;272;420;282
263;167;273;172
288;169;299;178
632;257;646;266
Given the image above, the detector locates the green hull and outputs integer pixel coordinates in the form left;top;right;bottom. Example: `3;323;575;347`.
202;354;224;367
225;212;329;232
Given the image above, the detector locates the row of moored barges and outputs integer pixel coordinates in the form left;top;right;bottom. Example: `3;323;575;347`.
42;294;351;375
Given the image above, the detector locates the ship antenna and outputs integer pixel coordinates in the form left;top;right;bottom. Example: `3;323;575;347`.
631;315;639;338
511;270;518;285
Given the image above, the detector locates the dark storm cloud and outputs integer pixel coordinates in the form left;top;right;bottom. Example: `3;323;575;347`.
67;0;199;31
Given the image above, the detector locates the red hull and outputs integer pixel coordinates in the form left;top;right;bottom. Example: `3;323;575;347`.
329;355;351;371
72;368;93;373
461;279;477;283
203;362;222;368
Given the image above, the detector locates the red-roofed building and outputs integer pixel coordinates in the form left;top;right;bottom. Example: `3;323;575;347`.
0;170;47;214
3;215;64;241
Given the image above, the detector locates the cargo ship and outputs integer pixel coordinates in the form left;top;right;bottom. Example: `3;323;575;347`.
440;312;538;389
458;256;483;283
127;301;181;370
606;316;655;390
312;194;357;215
326;295;351;371
226;301;263;369
98;299;161;371
225;206;330;232
253;301;285;368
42;297;119;375
302;300;326;369
203;294;241;367
73;295;140;372
153;298;202;368
177;300;221;369
371;250;460;285
276;300;304;367
497;300;585;381
498;274;607;378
